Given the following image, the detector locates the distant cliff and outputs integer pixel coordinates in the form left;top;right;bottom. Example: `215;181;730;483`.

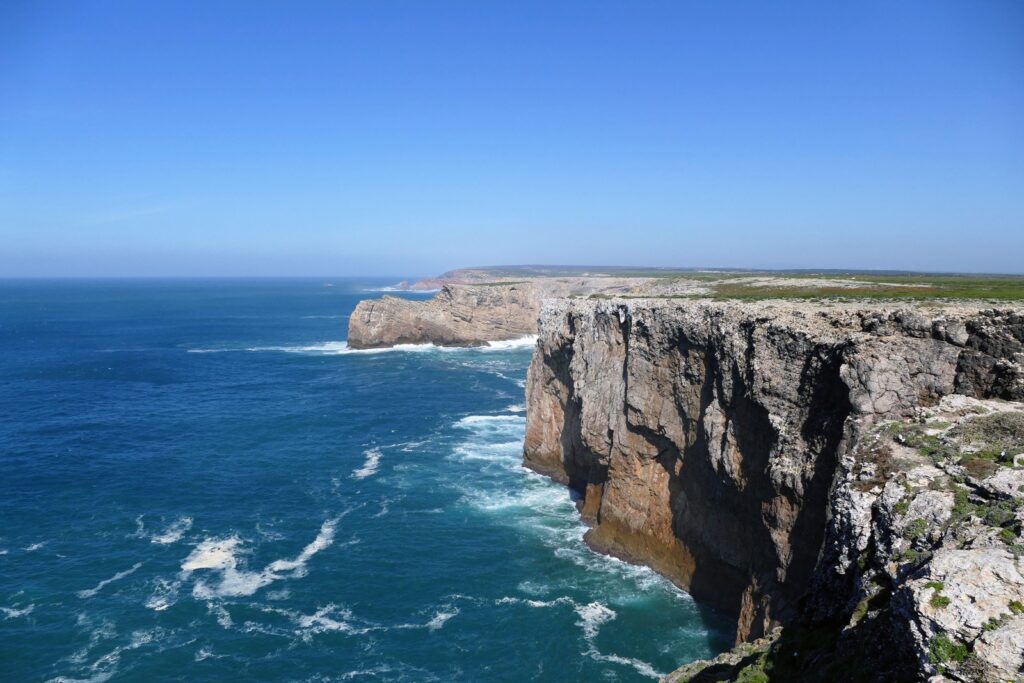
523;299;1024;682
347;283;540;348
347;275;664;348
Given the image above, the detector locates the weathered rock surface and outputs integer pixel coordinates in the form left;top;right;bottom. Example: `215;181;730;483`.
347;283;541;348
522;299;1024;681
347;276;680;348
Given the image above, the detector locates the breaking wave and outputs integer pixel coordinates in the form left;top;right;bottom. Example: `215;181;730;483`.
182;518;338;598
351;448;382;480
187;335;536;356
2;604;35;619
77;563;144;599
137;516;193;545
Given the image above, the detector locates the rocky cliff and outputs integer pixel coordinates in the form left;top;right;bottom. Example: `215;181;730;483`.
347;276;672;348
523;299;1024;681
347;283;541;348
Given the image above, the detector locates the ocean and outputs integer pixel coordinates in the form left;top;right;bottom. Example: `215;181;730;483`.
0;279;730;682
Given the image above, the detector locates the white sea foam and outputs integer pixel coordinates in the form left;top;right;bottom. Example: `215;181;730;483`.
51;627;163;683
470;454;679;594
77;562;143;599
24;541;46;552
247;341;441;355
451;443;522;468
426;608;458;631
575;601;616;639
183;519;338;598
194;647;226;662
453;438;523;450
479;335;538;351
373;497;395;518
67;614;117;665
452;415;526;447
47;673;116;683
352;448;383;479
207;601;234;629
505;403;525;412
495;595;575;609
573;599;663;677
248;342;352;354
150;517;192;544
144;578;181;611
1;604;35;619
585;647;663;680
394;439;429;451
460;477;571;513
266;519;338;574
181;537;242;572
454;414;524;427
516;580;551;596
266;588;290;601
190;334;534;356
394;606;459;631
340;666;398;680
255;522;286;541
294;604;372;636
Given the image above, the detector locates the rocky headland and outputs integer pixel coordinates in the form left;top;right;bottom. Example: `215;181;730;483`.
525;299;1024;682
348;269;1024;681
348;283;540;348
347;275;667;348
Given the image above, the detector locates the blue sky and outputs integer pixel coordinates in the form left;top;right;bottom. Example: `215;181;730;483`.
1;1;1022;276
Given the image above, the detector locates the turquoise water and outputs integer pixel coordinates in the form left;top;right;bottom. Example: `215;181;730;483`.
0;279;730;682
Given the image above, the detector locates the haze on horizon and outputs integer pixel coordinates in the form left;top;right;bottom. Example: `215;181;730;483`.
1;1;1022;277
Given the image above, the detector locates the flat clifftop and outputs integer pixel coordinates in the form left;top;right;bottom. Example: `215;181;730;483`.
539;296;1024;334
524;297;1024;682
349;267;1024;349
400;267;1024;301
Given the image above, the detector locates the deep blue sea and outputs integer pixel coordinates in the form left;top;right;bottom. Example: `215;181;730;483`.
0;279;730;682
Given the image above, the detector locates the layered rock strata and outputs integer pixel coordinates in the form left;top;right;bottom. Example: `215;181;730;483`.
522;299;1024;681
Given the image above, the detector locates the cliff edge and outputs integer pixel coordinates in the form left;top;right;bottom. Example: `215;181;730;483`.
524;299;1024;682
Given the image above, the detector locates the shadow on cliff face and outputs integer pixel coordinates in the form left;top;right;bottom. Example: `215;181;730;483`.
641;328;853;644
665;331;783;641
529;307;860;648
955;315;1024;399
785;346;853;605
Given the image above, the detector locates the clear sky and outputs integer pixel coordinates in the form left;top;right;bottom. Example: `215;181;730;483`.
2;1;1022;277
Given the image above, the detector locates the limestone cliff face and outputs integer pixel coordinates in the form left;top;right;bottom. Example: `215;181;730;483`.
523;299;1024;680
347;284;540;348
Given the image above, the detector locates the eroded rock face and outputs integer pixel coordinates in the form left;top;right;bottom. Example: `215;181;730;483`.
347;284;540;348
522;300;1024;680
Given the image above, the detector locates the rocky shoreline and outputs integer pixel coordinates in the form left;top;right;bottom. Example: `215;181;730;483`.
524;299;1023;682
348;278;1024;681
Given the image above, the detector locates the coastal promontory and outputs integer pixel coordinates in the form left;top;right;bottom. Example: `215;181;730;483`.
348;267;1024;681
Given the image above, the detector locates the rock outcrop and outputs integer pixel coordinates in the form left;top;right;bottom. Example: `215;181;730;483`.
523;299;1024;681
347;283;541;348
347;276;678;348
